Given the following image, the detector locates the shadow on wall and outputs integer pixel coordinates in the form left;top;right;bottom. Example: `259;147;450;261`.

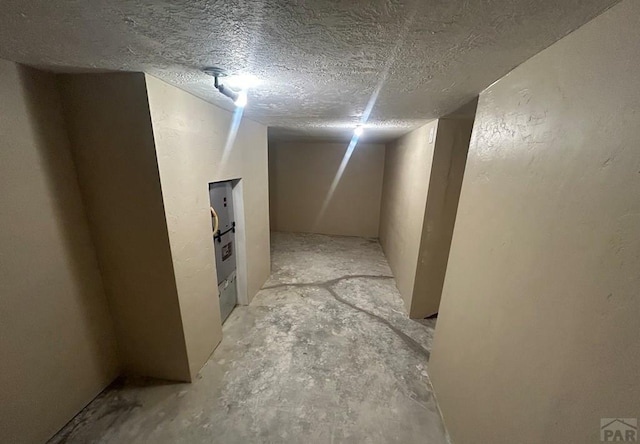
378;98;478;320
0;63;120;444
412;99;478;318
18;65;120;381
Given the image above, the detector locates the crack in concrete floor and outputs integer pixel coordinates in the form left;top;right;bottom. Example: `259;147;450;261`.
263;274;431;360
48;233;448;444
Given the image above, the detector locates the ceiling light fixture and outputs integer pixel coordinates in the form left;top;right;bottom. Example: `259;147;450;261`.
234;90;248;108
225;74;262;90
204;67;248;108
354;125;364;137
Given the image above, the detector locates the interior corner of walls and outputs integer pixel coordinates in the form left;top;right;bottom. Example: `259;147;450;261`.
1;62;126;444
56;72;193;384
427;3;640;442
410;116;474;321
378;120;442;320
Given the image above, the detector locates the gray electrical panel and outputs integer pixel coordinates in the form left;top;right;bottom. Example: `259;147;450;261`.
209;181;237;322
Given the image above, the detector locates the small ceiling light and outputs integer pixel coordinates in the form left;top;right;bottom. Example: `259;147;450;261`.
204;67;249;108
234;90;248;108
225;74;262;90
354;126;364;137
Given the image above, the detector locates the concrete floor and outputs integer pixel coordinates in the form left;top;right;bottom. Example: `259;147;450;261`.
50;233;448;444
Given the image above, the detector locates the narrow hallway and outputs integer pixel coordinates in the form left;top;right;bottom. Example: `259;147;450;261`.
3;3;639;442
51;233;448;444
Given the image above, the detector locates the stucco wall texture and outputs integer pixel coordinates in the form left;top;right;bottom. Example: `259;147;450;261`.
269;141;385;238
1;68;271;442
59;73;191;383
146;75;271;379
379;121;438;312
0;61;120;444
59;73;271;382
412;117;474;318
379;117;473;318
429;1;640;443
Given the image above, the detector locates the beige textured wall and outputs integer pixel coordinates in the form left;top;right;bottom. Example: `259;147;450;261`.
379;121;438;312
411;117;474;318
145;75;271;379
430;1;640;443
269;141;385;237
0;61;119;443
59;73;191;382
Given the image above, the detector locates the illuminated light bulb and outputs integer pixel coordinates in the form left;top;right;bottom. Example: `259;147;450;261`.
234;90;248;108
225;74;262;90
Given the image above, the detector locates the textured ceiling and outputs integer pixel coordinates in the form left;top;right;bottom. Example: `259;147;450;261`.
0;0;620;141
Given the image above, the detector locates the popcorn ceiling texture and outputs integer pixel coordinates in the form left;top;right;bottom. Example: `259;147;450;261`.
0;0;620;141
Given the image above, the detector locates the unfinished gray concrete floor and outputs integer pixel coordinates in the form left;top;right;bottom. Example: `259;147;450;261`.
51;233;448;444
